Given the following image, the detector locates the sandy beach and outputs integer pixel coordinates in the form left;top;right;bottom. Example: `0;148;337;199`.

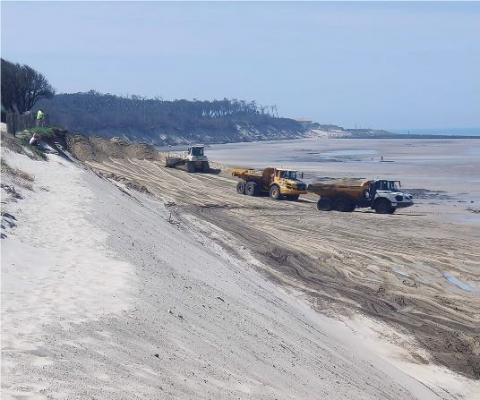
3;1;480;398
2;134;479;399
86;137;478;395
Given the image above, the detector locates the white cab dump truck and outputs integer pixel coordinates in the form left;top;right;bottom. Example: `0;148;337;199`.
165;145;210;173
308;178;413;214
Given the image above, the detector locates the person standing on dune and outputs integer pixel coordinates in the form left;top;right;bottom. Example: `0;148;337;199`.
36;109;44;127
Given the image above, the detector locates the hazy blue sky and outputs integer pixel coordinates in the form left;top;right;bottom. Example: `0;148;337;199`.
2;1;479;129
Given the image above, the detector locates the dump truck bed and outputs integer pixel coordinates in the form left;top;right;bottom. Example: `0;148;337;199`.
308;178;369;193
309;177;368;187
307;178;371;206
231;168;265;179
231;167;276;184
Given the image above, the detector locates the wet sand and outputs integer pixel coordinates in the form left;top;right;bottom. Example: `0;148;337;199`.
207;138;480;202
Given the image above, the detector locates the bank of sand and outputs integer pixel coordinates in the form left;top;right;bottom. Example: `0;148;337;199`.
1;134;479;399
84;138;478;396
1;138;443;399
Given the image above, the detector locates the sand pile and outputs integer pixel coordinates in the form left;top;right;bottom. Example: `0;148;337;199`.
64;133;160;163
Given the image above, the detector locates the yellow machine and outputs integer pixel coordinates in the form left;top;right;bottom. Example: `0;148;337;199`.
308;178;413;214
232;167;307;200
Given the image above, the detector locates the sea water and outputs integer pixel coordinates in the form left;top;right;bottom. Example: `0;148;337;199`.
390;128;480;137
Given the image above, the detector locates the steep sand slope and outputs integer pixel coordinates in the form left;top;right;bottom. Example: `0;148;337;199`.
1;146;444;399
85;155;479;396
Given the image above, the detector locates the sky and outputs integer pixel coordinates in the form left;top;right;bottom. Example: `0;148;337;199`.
2;1;480;130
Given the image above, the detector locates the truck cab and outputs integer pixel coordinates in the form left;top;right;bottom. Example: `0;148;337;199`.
186;145;209;172
368;180;413;213
269;168;307;200
308;178;413;214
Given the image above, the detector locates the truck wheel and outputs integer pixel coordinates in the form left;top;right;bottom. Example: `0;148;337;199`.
236;181;246;195
374;199;392;214
187;161;195;173
269;185;281;200
245;182;258;196
334;198;354;212
165;158;177;168
317;197;333;211
388;207;397;214
203;161;210;172
288;195;300;201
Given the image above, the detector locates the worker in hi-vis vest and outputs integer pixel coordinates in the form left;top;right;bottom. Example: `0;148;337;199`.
36;109;44;127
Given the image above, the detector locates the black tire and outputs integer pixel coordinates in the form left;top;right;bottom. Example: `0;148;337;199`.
288;195;300;201
317;197;333;211
186;162;195;173
388;207;397;214
202;161;210;172
269;185;281;200
245;181;258;196
236;181;246;195
334;197;355;212
374;199;392;214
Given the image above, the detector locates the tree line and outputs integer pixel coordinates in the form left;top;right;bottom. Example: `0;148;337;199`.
1;58;302;142
1;58;55;114
37;91;291;136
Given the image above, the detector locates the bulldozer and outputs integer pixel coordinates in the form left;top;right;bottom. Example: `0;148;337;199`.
232;167;307;200
308;178;413;214
165;145;210;173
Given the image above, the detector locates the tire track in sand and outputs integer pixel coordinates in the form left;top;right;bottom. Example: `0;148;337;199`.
86;157;480;379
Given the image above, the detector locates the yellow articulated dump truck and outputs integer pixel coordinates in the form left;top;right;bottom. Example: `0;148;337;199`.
232;167;307;200
308;178;413;214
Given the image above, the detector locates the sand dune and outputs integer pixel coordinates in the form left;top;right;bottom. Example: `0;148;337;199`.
85;147;479;397
0;148;442;399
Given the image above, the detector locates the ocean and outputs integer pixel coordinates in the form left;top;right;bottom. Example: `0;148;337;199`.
390;128;480;137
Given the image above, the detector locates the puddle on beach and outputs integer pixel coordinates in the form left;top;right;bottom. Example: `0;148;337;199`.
320;149;378;157
398;267;478;294
394;269;410;277
443;272;477;293
286;149;380;163
447;214;480;225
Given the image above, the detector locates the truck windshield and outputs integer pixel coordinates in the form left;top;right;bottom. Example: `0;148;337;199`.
282;171;298;180
377;181;399;191
190;147;204;156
